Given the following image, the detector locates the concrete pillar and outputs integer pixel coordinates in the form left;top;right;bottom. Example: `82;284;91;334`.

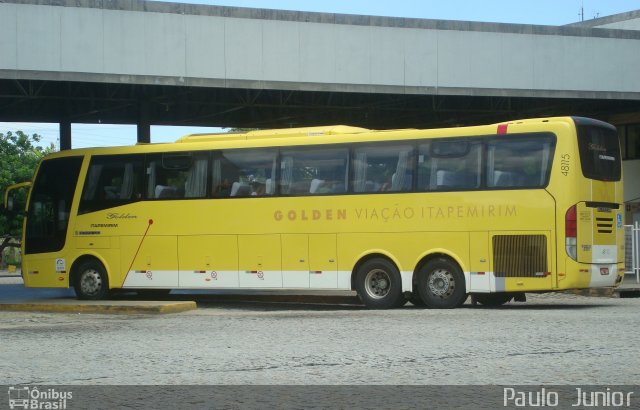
137;100;151;144
60;121;71;150
137;122;151;144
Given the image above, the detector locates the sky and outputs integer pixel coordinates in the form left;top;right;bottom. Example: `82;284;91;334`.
2;0;639;149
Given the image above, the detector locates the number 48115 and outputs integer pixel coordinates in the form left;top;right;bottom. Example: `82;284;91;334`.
560;154;570;176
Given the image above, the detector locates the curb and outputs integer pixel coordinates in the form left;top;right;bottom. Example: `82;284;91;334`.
0;301;197;315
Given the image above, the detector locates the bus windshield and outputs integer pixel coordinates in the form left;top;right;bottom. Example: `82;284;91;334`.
576;119;621;182
25;157;82;254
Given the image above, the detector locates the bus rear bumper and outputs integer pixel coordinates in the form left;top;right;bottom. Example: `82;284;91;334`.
559;259;624;290
587;264;622;288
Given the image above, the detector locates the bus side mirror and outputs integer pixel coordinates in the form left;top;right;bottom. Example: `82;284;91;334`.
3;182;31;213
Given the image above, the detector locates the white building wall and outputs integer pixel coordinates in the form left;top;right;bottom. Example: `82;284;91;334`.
594;18;640;30
2;2;640;99
624;161;640;204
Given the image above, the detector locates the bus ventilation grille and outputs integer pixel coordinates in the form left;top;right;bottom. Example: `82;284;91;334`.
595;217;614;234
493;235;547;278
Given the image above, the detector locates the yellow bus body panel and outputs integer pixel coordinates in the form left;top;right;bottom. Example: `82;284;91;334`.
19;117;624;296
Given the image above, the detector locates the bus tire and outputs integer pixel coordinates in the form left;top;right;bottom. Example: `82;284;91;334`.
473;293;513;307
417;257;467;309
355;258;403;309
74;259;110;300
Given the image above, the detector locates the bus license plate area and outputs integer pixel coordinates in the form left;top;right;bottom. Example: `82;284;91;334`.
600;267;609;276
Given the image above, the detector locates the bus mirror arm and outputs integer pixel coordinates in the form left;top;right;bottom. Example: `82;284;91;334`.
3;182;31;212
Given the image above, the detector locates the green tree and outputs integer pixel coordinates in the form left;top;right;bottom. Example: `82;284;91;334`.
0;131;55;236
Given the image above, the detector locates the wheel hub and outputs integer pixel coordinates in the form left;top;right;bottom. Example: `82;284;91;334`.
80;269;102;296
428;269;454;297
365;269;391;299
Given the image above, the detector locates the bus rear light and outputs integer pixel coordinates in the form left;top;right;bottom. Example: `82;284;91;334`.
565;205;577;260
497;124;508;134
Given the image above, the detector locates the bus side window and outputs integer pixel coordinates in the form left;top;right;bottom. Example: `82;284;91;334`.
420;140;481;191
280;147;348;196
146;152;208;199
217;149;277;197
351;144;414;193
78;155;144;214
487;137;554;188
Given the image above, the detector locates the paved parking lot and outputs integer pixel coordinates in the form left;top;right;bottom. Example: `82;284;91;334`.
1;281;639;386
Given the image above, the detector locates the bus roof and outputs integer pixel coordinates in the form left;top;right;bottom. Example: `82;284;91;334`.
41;116;584;159
176;125;369;143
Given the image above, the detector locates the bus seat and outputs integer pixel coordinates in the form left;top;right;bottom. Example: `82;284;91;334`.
230;182;250;196
493;171;518;187
104;186;119;199
390;173;397;189
310;179;325;193
230;182;242;196
364;181;380;192
230;182;238;196
155;185;177;198
436;170;455;188
332;182;346;193
437;170;478;189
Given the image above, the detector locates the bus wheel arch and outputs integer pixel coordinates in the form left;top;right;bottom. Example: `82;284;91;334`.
352;253;404;309
414;253;467;309
70;255;110;300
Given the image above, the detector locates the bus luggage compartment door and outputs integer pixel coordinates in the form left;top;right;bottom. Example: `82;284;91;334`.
121;236;179;288
238;234;282;288
281;234;310;288
308;234;338;289
178;235;239;288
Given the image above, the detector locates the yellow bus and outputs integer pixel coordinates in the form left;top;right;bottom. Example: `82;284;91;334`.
5;116;624;308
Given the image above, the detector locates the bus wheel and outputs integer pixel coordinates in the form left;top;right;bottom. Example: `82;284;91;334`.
473;293;513;307
417;258;467;309
355;258;403;309
74;260;110;300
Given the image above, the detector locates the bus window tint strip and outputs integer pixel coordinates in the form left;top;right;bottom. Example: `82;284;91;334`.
77;132;558;214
